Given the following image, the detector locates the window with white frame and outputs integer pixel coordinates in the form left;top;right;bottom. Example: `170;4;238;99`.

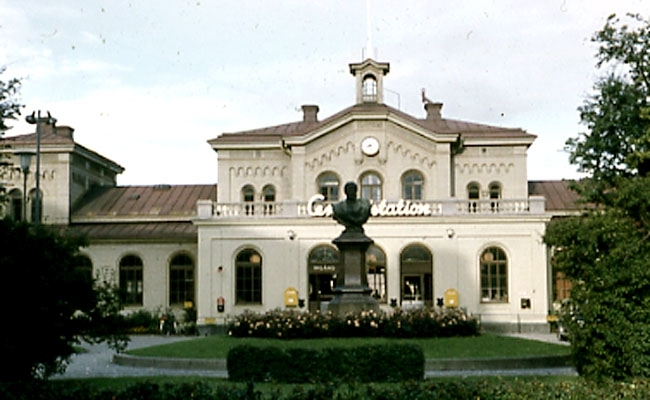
360;172;382;202
480;247;508;303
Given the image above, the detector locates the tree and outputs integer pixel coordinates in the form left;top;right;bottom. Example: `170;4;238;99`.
0;219;128;381
565;13;650;203
546;13;650;380
0;67;24;214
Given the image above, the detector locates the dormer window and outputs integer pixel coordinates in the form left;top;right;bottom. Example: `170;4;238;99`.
362;74;377;102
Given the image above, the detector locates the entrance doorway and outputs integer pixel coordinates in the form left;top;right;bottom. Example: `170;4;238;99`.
400;245;433;308
308;245;339;312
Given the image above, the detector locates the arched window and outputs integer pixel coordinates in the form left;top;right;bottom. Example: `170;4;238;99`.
169;253;195;307
467;182;480;213
402;170;424;200
242;185;255;216
74;254;93;285
262;185;275;202
362;74;377;102
480;247;508;303
262;185;276;215
367;244;387;303
489;182;501;212
119;254;144;306
318;172;340;202
308;245;339;312
8;189;22;221
236;249;262;304
400;245;433;307
360;172;382;202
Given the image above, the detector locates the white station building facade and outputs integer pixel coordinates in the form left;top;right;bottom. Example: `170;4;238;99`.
1;58;578;333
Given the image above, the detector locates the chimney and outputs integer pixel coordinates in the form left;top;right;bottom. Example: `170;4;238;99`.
55;126;75;139
424;102;443;120
302;104;319;122
37;119;56;136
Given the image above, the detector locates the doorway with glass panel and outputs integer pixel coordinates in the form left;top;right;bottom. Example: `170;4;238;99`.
400;245;433;309
308;245;339;313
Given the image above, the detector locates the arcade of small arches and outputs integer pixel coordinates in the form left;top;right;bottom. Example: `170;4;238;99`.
238;169;503;206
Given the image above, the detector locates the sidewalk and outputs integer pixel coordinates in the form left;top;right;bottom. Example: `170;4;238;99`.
54;333;576;379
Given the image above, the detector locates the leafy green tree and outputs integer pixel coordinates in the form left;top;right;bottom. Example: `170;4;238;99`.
546;13;650;380
0;67;24;214
0;219;128;381
0;67;22;133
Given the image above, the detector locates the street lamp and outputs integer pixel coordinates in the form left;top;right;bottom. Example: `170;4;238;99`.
25;110;56;225
14;151;35;221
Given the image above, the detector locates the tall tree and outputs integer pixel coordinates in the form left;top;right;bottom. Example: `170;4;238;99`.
0;67;24;213
546;13;650;380
0;67;23;133
565;13;650;203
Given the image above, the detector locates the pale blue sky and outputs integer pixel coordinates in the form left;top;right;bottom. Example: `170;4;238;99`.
2;0;648;185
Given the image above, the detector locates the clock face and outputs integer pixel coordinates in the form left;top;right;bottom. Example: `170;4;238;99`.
361;137;380;156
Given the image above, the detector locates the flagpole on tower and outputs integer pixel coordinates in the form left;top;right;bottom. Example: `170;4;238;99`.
364;0;374;59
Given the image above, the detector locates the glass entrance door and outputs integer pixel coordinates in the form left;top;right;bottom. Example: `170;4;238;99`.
308;245;339;313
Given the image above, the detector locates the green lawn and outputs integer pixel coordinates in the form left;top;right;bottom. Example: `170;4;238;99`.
126;333;570;359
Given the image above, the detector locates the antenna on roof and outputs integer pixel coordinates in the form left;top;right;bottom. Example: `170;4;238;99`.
363;0;376;59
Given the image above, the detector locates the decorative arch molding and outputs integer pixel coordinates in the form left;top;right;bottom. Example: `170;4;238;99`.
456;162;514;175
386;141;437;169
230;165;287;178
304;141;355;170
6;168;55;182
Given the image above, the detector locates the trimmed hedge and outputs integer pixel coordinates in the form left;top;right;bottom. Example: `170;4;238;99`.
4;379;650;399
228;307;480;339
226;343;425;383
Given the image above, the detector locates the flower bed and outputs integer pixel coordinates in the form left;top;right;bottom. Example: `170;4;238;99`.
227;307;479;339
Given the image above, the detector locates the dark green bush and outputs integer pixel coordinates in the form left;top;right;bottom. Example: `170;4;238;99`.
122;309;160;334
4;378;650;399
227;343;424;383
228;307;479;339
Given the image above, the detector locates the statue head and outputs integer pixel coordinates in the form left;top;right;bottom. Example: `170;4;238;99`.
344;181;357;200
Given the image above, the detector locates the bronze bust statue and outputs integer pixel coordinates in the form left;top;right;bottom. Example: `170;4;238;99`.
332;181;371;234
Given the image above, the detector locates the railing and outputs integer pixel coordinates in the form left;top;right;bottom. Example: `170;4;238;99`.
197;196;546;220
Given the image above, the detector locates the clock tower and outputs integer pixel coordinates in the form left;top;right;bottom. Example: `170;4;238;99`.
349;59;390;105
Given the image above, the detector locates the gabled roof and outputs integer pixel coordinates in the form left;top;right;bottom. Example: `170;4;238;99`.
1;125;124;173
528;180;582;214
72;184;217;221
208;102;535;149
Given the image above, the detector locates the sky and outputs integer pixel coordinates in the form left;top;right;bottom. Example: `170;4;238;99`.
1;1;649;186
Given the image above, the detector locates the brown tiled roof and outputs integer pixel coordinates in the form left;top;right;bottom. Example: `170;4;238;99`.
528;180;582;213
67;222;198;241
1;125;124;172
72;184;217;219
208;103;534;146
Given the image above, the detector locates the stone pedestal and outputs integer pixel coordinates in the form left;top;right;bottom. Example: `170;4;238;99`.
328;231;379;316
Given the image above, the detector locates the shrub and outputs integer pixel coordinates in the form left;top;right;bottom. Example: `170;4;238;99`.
228;307;479;339
3;378;650;399
227;343;424;383
122;309;160;334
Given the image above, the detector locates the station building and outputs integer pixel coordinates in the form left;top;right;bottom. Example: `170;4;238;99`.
0;57;579;333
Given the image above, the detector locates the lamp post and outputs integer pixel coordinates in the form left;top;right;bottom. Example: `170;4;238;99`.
25;110;56;225
15;151;35;222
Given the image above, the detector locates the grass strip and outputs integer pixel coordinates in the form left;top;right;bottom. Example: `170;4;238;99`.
126;333;569;359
